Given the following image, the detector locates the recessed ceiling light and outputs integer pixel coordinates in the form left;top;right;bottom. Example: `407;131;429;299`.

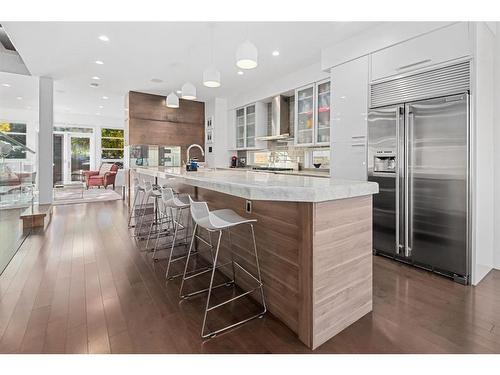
92;76;100;80
98;35;109;42
26;106;32;109
96;112;101;115
237;70;244;75
101;96;109;100
151;78;163;83
16;96;23;100
95;60;104;65
90;83;99;88
272;50;280;56
176;90;182;94
99;105;104;109
2;83;11;87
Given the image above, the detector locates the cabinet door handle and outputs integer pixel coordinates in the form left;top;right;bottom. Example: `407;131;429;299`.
397;59;431;71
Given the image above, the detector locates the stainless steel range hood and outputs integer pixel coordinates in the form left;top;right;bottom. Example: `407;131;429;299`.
257;95;291;141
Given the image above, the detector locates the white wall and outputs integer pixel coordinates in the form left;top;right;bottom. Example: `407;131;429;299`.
494;23;500;270
471;22;496;283
205;97;231;168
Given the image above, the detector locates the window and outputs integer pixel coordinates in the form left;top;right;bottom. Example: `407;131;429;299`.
0;122;27;159
101;128;124;162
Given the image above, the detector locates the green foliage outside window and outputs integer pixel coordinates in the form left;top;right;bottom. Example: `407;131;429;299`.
101;128;124;161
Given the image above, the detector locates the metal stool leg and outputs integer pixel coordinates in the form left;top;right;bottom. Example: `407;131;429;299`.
165;206;182;279
179;223;198;298
128;187;139;228
201;230;223;338
227;228;236;284
250;224;267;314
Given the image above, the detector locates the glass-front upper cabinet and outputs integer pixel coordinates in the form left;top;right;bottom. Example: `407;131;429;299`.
234;103;266;150
316;80;331;145
236;108;245;149
294;80;331;146
295;84;314;145
246;104;256;148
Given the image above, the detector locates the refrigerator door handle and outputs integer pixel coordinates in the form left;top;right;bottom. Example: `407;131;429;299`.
405;110;413;257
395;107;401;255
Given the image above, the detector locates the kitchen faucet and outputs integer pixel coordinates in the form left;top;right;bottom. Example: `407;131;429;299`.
186;144;205;164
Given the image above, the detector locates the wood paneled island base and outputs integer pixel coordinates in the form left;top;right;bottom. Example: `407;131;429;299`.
190;187;373;349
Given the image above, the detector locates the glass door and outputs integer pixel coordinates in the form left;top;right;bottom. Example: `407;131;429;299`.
236;108;245;149
316;80;331;145
245;104;256;148
295;85;314;145
69;135;91;182
53;134;64;185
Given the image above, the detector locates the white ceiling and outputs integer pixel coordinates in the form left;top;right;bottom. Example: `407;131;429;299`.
1;22;378;119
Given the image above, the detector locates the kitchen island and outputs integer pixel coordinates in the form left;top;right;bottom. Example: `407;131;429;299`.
129;166;378;349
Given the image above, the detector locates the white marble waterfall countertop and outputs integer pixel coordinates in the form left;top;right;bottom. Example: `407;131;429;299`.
131;166;378;203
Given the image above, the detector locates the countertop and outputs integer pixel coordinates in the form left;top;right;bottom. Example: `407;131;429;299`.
131;166;378;203
220;167;331;178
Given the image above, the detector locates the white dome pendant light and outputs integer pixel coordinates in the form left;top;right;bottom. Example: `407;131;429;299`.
203;68;221;88
236;40;258;69
203;24;221;88
166;92;179;108
181;82;197;100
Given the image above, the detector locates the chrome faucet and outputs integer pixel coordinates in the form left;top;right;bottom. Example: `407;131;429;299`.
186;144;205;164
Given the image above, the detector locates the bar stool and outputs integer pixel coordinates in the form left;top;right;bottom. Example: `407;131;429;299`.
179;196;266;339
136;180;164;250
151;187;191;278
128;177;145;228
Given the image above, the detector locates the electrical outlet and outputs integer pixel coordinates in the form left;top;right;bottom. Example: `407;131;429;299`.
245;200;252;213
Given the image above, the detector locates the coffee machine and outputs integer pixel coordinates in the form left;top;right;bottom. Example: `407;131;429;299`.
231;155;238;168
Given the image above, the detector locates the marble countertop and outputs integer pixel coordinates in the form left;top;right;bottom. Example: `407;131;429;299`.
131;166;378;203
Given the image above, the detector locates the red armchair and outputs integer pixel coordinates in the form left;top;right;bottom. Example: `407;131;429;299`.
83;163;118;189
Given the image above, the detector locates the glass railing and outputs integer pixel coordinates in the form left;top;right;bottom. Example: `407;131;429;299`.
0;130;37;274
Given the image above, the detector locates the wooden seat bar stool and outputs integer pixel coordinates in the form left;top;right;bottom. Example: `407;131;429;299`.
179;196;267;339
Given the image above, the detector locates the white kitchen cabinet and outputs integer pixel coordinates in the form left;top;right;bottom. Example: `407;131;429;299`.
294;80;331;147
233;102;267;150
371;22;471;82
330;56;369;180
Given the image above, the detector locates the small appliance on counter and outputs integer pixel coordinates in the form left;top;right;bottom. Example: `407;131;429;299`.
238;156;246;168
186;159;198;171
230;155;238;168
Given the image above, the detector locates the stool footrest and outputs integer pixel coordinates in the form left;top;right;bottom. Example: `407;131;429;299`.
180;281;233;299
206;285;262;312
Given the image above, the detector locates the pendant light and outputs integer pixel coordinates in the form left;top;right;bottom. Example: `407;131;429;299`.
203;67;221;88
236;40;258;69
181;82;197;100
203;24;221;88
166;92;179;108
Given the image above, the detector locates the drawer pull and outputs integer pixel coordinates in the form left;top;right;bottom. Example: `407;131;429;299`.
397;59;431;71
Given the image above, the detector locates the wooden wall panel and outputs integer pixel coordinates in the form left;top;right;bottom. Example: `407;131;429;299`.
127;91;205;162
312;196;373;349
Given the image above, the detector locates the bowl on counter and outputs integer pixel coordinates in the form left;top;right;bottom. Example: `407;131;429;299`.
313;163;322;169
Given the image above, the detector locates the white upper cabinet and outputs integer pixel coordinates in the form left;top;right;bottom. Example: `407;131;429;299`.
371;22;471;82
295;79;331;146
233;102;267;150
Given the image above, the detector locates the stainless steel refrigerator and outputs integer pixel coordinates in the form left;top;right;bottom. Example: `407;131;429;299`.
367;93;470;284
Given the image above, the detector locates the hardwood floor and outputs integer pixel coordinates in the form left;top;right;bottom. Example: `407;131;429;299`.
0;200;499;354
